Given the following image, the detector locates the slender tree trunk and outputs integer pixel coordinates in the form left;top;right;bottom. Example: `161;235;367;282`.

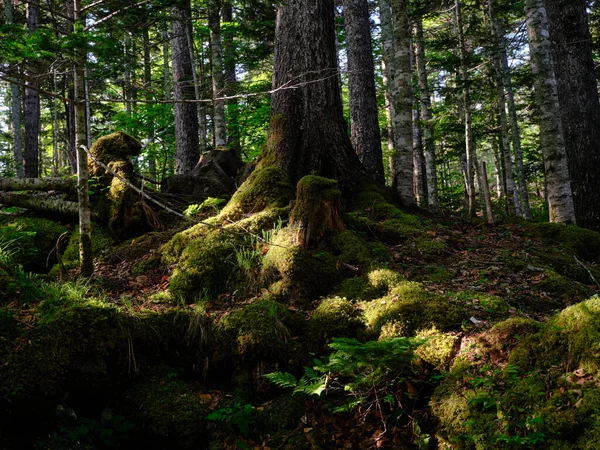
342;0;384;184
74;0;93;276
65;0;77;174
263;0;367;190
455;0;476;217
414;16;440;210
525;0;576;224
389;0;415;205
222;0;240;154
142;25;157;181
4;0;23;177
378;0;396;176
545;0;600;231
171;2;200;174
412;107;426;204
208;0;227;148
24;0;40;178
480;161;495;224
185;18;206;154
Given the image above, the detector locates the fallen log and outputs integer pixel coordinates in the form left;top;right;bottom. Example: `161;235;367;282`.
0;177;76;194
0;192;93;219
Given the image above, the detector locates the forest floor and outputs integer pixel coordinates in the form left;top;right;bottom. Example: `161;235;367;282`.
2;200;600;449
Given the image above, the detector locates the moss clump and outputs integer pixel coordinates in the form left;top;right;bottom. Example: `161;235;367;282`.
216;299;303;363
332;230;376;270
89;132;141;178
414;327;458;370
367;268;404;294
309;297;365;347
56;223;114;272
533;222;600;262
535;269;589;302
123;368;207;446
360;281;469;338
219;167;294;222
262;227;340;299
168;230;239;302
0;217;69;269
452;290;510;318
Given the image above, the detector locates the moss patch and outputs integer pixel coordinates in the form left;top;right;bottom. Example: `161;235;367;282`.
309;297;365;348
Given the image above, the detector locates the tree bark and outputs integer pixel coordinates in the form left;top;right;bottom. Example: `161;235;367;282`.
171;2;200;174
263;0;367;191
4;0;23;178
389;0;415;205
24;0;40;178
342;0;384;184
378;0;396;171
414;16;440;211
525;0;576;224
0;177;76;194
222;0;240;153
208;0;227;148
74;0;93;276
545;0;600;231
0;192;80;217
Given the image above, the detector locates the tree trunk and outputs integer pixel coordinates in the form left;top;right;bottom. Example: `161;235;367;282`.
0;177;76;194
208;0;227;148
378;0;396;172
545;0;600;231
74;0;93;276
4;0;23;178
414;16;440;210
222;0;240;153
262;0;367;191
342;0;384;184
455;0;476;217
412;107;426;205
0;192;80;217
389;0;415;205
65;0;77;174
24;0;40;178
142;25;156;181
171;2;200;174
525;0;576;224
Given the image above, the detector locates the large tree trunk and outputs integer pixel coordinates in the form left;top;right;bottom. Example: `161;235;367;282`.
24;0;40;178
262;0;367;191
414;16;440;211
378;0;396;171
545;0;600;231
342;0;384;184
208;0;227;148
389;0;415;205
525;0;576;224
171;2;200;174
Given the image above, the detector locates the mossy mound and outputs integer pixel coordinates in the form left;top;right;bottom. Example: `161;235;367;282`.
360;281;470;338
0;216;69;270
89;131;141;178
308;297;365;348
414;327;458;370
215;299;304;365
532;222;600;262
54;223;114;273
219;167;294;222
432;298;600;449
122;368;208;448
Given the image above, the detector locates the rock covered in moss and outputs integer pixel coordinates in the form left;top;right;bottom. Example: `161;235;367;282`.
89;132;141;179
309;297;365;348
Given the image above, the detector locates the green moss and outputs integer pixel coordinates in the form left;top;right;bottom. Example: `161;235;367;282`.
536;269;589;302
532;222;600;262
216;299;303;362
309;297;365;346
123;368;207;443
452;291;510;317
360;281;469;337
367;268;404;294
168;230;239;302
336;277;376;300
332;230;374;270
57;223;114;272
414;327;458;370
160;217;221;265
89;132;141;178
219;167;294;222
262;227;340;299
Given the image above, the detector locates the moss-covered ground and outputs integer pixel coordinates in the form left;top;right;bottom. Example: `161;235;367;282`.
1;179;600;449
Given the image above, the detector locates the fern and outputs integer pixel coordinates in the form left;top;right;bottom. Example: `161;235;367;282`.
264;372;298;389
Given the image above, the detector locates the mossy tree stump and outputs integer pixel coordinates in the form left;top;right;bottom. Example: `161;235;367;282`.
89;132;148;239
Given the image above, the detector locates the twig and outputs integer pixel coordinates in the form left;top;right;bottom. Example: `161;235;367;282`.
573;255;600;288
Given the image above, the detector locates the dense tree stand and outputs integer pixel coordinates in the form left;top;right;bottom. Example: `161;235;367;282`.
260;0;368;192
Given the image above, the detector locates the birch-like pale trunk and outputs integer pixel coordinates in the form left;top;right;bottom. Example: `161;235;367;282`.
74;0;93;276
378;0;396;170
222;0;240;153
455;0;476;217
208;0;227;148
389;0;415;205
4;0;23;178
525;0;576;224
185;19;206;154
414;16;440;210
142;25;157;181
342;0;384;184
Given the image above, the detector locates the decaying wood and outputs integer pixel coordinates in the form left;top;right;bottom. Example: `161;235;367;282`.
0;177;76;194
0;192;84;218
